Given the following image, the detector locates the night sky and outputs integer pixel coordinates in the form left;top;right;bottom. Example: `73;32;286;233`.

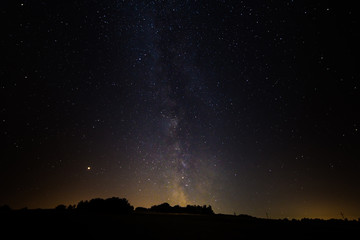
2;1;360;219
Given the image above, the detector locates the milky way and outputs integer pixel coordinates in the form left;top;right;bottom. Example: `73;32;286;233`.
123;1;222;206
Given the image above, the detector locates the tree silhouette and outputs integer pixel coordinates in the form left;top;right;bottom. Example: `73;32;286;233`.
148;203;214;215
76;197;134;214
55;204;66;211
0;205;11;213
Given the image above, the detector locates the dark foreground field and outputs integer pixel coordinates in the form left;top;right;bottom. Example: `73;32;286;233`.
1;209;359;239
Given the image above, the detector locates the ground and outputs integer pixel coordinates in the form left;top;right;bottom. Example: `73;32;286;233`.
1;210;359;239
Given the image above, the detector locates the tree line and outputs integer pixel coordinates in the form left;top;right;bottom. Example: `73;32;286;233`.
51;197;214;215
136;202;214;215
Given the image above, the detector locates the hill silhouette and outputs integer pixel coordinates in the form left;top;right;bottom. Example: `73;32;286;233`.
1;197;359;239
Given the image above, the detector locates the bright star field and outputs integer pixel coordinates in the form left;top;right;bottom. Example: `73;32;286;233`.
2;1;360;219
